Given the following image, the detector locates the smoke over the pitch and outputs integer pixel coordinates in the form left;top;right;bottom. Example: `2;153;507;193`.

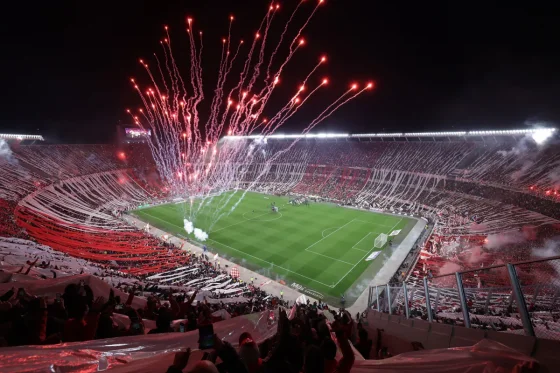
194;228;208;242
184;218;209;241
183;219;194;234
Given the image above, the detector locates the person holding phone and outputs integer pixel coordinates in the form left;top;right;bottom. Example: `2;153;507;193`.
126;309;145;336
198;324;215;350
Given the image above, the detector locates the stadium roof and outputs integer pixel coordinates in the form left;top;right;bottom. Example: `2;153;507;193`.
0;133;44;141
224;128;557;140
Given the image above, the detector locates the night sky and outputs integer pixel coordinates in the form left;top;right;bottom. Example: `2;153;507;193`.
1;0;559;143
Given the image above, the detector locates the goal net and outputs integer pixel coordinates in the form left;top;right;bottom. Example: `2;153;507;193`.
374;233;388;248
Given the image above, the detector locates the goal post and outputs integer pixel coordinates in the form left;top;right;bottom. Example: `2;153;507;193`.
374;233;388;248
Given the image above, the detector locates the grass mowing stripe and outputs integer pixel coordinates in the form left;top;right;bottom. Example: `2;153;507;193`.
304;250;355;266
207;238;336;288
333;217;403;288
131;191;416;303
304;218;356;253
210;211;270;233
136;210;184;231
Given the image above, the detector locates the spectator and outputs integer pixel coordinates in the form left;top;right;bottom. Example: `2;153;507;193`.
148;309;174;334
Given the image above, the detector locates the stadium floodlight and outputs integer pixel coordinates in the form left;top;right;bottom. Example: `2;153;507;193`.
304;133;349;138
467;128;556;137
223;133;350;140
375;133;404;137
0;133;44;141
351;133;404;137
532;128;555;145
223;127;557;141
404;131;467;137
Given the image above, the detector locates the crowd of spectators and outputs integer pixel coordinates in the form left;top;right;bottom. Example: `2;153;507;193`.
0;240;291;347
369;222;560;339
164;306;361;373
228;140;559;237
1;136;560;364
2;139;559;240
0;248;374;373
0;200;29;239
241;137;558;191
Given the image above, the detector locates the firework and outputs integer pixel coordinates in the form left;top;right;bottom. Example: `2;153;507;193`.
127;0;373;236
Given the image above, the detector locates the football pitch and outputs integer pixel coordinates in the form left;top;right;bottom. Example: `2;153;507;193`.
131;191;415;305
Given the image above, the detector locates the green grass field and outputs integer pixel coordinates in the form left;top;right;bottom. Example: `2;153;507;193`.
131;191;415;304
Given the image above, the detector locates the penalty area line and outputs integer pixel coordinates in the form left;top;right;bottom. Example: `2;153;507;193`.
304;219;358;266
136;211;339;288
332;218;403;288
354;219;401;228
350;232;373;253
207;239;336;288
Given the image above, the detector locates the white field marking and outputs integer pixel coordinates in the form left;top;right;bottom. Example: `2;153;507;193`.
305;219;357;253
137;210;185;231
350;232;374;253
354;219;399;228
207;239;336;288
136;210;405;288
139;207;276;235
321;227;339;238
306;251;355;266
332;218;403;288
138;209;339;287
211;211;270;233
241;211;283;223
305;219;369;266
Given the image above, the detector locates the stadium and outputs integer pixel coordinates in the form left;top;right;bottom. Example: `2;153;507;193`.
1;127;560;371
1;1;560;371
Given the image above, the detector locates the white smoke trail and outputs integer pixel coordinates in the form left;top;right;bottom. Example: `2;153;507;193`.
532;237;560;258
184;218;194;234
194;228;208;242
485;230;528;249
127;2;371;231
